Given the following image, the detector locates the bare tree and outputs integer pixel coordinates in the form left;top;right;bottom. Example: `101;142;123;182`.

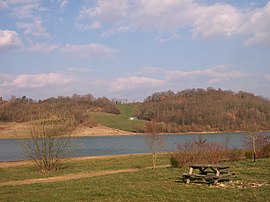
194;135;207;152
246;131;270;162
246;123;260;163
248;131;259;162
22;118;75;172
144;121;164;170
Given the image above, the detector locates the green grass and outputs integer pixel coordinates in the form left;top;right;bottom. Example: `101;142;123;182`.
1;156;270;201
93;103;146;132
0;154;169;182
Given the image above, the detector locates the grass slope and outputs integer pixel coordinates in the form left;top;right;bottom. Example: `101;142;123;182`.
93;103;146;132
0;155;270;201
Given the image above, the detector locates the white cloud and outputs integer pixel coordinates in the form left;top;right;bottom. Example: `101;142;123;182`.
139;66;166;74
52;0;69;11
241;2;270;46
166;65;249;84
77;0;270;45
0;30;22;52
0;1;8;9
67;67;94;73
9;0;41;19
264;75;270;81
5;0;38;5
155;34;181;44
130;0;193;31
25;43;60;53
0;72;74;99
89;21;102;30
0;73;12;83
191;3;242;39
10;73;72;88
16;18;50;38
110;76;164;92
21;42;118;59
60;44;118;58
78;0;129;30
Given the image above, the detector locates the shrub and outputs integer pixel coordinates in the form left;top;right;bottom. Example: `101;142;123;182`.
244;133;270;160
21;118;75;172
257;143;270;158
174;136;225;166
244;151;253;159
170;155;180;168
226;149;243;161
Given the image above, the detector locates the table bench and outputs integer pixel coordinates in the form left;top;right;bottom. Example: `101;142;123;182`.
183;164;235;184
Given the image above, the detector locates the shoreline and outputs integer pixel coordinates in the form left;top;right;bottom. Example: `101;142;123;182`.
0;122;269;139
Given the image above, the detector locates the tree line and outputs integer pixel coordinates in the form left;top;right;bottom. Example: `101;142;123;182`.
136;88;270;133
0;94;120;127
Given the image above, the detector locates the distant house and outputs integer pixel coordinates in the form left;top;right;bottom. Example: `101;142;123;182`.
129;117;138;121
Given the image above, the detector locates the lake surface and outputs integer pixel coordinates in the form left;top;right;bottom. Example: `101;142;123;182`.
0;132;269;162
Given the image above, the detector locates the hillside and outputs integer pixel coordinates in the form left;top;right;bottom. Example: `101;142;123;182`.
0;94;120;127
0;96;146;137
1;88;270;135
93;103;146;132
137;88;270;133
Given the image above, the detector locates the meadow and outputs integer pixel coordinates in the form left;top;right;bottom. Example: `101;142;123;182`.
1;154;270;201
93;103;146;132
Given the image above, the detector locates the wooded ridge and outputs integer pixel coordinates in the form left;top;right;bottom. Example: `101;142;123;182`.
0;94;120;127
1;88;270;133
136;88;270;133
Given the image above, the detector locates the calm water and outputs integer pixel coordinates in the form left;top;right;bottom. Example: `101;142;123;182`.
0;132;268;162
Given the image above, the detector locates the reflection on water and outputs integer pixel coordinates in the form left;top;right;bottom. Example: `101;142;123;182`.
0;132;269;162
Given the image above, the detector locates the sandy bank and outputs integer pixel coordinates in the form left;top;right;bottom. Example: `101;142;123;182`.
0;123;136;139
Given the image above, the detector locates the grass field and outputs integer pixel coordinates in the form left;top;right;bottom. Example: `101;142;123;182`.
93;103;146;132
1;155;270;202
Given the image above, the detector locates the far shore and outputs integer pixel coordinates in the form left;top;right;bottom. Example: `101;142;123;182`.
0;123;136;139
0;122;268;139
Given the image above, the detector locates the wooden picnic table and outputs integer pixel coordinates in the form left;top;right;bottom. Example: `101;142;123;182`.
183;164;234;184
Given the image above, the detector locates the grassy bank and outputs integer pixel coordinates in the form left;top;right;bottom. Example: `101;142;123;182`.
1;155;270;201
93;103;146;132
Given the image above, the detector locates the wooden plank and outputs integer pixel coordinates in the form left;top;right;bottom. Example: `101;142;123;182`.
190;164;230;169
183;173;206;177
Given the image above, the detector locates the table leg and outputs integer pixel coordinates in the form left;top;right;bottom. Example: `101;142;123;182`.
186;167;193;184
214;169;220;184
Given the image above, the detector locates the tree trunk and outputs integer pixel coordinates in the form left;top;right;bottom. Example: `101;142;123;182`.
252;136;256;162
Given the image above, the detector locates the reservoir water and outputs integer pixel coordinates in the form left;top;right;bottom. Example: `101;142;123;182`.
0;132;269;162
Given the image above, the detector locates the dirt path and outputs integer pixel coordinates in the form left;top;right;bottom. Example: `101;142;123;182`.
0;165;169;187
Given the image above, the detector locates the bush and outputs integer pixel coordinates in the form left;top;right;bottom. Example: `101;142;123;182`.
244;133;270;160
21;118;75;172
244;151;253;159
173;136;225;166
170;155;180;168
171;152;196;167
257;143;270;158
226;149;243;161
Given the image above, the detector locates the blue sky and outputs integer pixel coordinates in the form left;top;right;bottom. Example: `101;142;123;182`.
0;0;270;101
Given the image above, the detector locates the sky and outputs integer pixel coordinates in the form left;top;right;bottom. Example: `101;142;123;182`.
0;0;270;102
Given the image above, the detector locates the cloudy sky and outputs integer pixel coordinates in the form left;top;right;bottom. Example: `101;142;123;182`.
0;0;270;101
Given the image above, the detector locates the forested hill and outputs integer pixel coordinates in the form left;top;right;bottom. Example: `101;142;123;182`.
0;94;120;127
137;88;270;133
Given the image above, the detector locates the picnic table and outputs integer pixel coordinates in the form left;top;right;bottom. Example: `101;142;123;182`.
183;164;234;184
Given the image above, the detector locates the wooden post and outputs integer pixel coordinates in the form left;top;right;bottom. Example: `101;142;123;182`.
252;136;256;162
214;169;220;184
186;167;193;184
